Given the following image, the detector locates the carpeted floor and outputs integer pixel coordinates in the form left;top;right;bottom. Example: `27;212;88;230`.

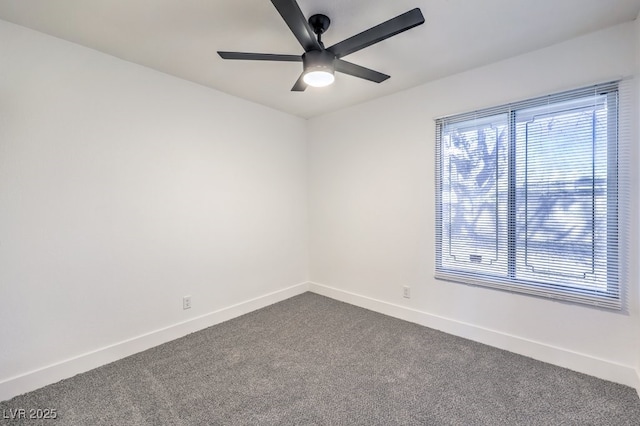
1;292;639;425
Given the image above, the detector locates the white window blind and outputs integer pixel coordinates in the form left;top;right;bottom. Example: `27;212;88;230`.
435;81;629;309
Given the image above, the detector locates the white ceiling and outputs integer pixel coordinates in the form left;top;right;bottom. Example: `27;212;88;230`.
1;0;639;119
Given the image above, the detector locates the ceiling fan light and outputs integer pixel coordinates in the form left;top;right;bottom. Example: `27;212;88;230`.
302;50;336;88
303;69;335;87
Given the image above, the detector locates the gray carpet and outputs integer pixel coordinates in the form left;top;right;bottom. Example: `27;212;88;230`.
1;292;639;425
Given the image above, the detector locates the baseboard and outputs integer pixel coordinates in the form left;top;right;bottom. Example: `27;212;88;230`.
0;282;310;402
309;282;639;390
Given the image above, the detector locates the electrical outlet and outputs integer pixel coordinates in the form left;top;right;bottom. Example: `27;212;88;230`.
403;286;411;299
183;295;192;310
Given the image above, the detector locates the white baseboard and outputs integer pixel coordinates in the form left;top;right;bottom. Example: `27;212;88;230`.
309;282;640;390
3;282;637;402
0;282;310;402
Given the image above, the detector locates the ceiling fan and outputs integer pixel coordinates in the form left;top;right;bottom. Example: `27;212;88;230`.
217;0;425;91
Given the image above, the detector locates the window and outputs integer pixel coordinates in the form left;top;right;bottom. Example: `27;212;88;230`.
435;82;623;309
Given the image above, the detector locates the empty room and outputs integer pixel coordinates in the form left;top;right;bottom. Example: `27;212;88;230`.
1;0;640;424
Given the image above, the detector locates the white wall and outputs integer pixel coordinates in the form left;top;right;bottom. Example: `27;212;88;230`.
309;21;640;388
0;20;308;399
636;14;640;392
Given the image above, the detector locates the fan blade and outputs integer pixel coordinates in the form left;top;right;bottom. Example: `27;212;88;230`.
218;52;302;62
335;60;390;83
328;8;425;59
271;0;321;52
291;73;307;91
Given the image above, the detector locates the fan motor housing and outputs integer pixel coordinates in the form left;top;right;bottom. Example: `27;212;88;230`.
302;49;335;71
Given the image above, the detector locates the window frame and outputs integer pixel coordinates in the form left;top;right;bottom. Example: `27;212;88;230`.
434;82;621;309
